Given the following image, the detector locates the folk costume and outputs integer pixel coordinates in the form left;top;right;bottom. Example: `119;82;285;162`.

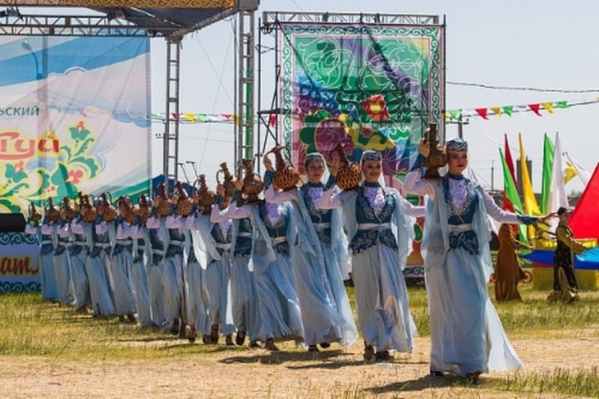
145;213;169;329
41;217;59;302
82;215;116;317
404;138;535;379
129;221;153;326
264;153;358;349
69;215;91;311
108;218;137;321
210;199;259;345
52;218;76;306
226;172;304;350
319;150;424;360
25;219;58;302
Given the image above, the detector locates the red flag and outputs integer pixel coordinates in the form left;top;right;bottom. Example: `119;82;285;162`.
475;108;489;119
503;134;517;212
570;164;599;241
528;103;542;116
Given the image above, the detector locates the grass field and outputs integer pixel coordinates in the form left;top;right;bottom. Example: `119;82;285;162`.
1;284;599;398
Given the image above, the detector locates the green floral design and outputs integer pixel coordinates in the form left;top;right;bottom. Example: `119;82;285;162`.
0;120;101;212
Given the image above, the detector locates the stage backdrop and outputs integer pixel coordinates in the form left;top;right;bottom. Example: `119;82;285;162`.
0;36;151;213
279;22;444;276
0;36;150;292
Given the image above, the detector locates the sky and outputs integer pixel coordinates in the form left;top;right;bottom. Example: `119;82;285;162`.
150;0;599;194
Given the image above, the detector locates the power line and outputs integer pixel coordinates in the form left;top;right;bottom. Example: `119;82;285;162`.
448;81;599;94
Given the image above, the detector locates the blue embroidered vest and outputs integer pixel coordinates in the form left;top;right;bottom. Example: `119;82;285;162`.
442;174;480;255
234;218;253;258
259;201;290;257
301;183;332;244
350;184;397;254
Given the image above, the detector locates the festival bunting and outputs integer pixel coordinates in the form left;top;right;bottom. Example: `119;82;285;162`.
445;98;599;121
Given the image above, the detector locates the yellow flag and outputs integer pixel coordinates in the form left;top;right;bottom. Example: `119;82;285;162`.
541;102;554;114
564;161;578;184
183;113;196;123
518;133;542;216
490;107;502;116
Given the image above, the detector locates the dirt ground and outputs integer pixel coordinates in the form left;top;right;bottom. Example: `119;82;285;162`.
3;333;599;398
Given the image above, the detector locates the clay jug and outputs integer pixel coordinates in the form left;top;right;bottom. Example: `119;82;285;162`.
266;146;300;190
174;181;193;217
422;123;447;180
29;202;42;226
239;158;263;205
329;143;361;190
81;194;97;223
156;183;171;217
100;192;117;222
136;194;151;226
45;197;60;224
118;196;137;224
60;196;75;222
216;162;236;197
194;175;216;214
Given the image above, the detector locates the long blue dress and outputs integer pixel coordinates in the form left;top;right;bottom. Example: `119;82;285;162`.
108;219;137;318
25;223;57;301
265;179;358;347
212;203;261;342
320;179;425;353
52;220;75;306
190;209;235;339
163;215;187;329
83;220;115;317
182;215;210;337
405;160;531;377
145;215;169;328
69;218;91;310
40;221;59;301
227;192;304;343
130;224;152;326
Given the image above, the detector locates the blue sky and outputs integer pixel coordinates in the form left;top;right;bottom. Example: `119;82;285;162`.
150;0;598;193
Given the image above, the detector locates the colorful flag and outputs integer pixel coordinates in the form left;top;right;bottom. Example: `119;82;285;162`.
564;162;578;184
546;132;569;231
541;133;554;214
499;148;528;243
564;152;591;186
518;133;542;216
570;164;599;241
503;134;517;213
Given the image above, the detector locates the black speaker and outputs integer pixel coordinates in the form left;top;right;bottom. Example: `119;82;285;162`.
0;213;27;233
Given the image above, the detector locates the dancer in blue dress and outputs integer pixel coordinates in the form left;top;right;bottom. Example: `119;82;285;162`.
214;172;261;347
264;152;358;352
226;168;304;351
319;150;425;361
404;137;551;382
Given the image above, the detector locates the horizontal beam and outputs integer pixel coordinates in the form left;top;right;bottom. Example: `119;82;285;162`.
0;14;173;36
0;0;235;8
262;11;440;27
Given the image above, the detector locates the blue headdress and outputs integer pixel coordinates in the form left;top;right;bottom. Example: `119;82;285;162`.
304;152;325;167
360;150;382;163
445;138;468;152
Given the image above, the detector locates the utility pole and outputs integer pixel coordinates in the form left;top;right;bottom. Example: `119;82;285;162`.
446;113;469;139
491;160;495;191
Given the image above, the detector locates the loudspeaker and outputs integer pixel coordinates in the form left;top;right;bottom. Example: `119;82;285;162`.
0;213;27;233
